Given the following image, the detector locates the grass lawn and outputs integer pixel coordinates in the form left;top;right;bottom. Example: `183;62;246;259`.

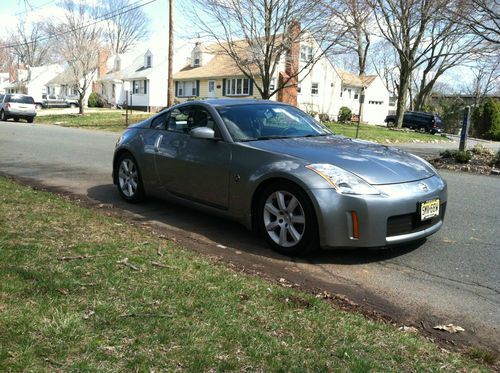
325;121;449;144
0;177;490;371
36;110;153;132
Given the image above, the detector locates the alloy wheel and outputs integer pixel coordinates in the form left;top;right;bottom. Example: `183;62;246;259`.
118;158;139;198
263;190;306;248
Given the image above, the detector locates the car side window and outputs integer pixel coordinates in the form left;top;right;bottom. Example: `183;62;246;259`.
150;112;168;129
0;94;4;103
168;106;220;137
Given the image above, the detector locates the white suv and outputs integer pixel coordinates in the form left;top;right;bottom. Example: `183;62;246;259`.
0;94;37;123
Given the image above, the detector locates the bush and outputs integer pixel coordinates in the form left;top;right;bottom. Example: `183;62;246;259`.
471;98;500;140
88;92;105;108
338;106;352;123
307;110;318;118
440;150;455;159
318;113;330;122
454;150;472;163
492;150;500;168
471;144;493;157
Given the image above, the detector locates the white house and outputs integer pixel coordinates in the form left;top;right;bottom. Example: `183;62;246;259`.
97;45;191;112
46;65;96;106
173;33;391;124
0;73;9;94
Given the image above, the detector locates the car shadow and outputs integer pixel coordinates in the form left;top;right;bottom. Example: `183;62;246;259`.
87;184;424;265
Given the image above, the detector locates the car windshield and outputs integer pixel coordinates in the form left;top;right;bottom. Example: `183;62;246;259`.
217;104;332;142
10;95;34;104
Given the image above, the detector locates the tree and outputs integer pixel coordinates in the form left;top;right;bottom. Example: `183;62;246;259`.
467;56;500;107
101;0;150;54
48;0;102;114
0;40;14;72
370;0;450;128
454;0;500;45
9;20;54;67
327;0;372;75
187;0;345;99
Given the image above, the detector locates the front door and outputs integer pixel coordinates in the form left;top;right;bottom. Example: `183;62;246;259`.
207;80;216;98
155;105;230;209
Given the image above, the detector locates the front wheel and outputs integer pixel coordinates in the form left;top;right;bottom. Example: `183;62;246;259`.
116;153;145;203
0;110;7;121
257;182;318;256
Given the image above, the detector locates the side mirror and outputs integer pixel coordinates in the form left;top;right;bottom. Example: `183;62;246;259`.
190;127;216;140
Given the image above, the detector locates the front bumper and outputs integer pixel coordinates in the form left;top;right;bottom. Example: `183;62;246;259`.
309;175;447;248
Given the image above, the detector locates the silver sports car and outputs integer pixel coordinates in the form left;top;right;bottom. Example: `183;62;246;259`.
113;100;447;255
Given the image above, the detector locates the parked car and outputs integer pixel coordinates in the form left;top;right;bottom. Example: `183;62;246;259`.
0;93;36;123
385;111;443;134
113;100;447;255
40;94;79;109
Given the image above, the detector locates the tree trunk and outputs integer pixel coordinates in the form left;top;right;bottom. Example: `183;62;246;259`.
79;97;84;115
395;66;410;128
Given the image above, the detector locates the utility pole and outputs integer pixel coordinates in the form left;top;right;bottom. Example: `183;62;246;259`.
167;0;174;107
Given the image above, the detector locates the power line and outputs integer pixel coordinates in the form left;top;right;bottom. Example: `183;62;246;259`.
1;0;157;51
13;0;57;17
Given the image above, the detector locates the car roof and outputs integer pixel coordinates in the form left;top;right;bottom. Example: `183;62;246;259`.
180;99;290;109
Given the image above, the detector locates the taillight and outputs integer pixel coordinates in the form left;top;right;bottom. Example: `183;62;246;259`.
6;103;10;109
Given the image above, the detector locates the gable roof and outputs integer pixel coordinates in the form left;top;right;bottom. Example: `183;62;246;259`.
337;68;377;88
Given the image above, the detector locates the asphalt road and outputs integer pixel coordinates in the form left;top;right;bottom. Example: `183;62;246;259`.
1;121;499;351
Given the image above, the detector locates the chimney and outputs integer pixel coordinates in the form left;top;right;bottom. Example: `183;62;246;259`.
97;49;109;78
8;65;17;83
277;20;300;106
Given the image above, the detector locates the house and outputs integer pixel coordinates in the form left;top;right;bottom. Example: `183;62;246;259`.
336;69;391;125
0;73;9;94
96;46;191;112
173;31;391;124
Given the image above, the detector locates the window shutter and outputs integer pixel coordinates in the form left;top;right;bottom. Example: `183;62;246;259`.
144;80;147;94
196;80;200;96
249;80;253;96
222;79;226;96
175;81;179;97
132;80;135;94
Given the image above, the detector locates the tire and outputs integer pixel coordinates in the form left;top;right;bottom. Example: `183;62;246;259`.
256;181;318;256
35;103;43;110
27;117;34;123
386;121;395;128
0;110;7;121
418;126;427;133
70;103;78;108
14;117;19;122
116;153;145;203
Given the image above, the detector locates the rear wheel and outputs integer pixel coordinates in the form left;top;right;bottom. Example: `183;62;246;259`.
70;103;78;108
386;121;395;128
14;117;19;122
27;117;34;123
116;153;145;203
418;126;427;133
257;182;318;256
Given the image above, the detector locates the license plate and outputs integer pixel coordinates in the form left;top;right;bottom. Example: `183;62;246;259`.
420;199;440;221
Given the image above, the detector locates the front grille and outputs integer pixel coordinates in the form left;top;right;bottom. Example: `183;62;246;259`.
387;203;446;237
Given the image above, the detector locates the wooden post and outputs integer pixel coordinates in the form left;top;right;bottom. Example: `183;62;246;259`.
167;0;174;107
355;87;365;139
125;90;129;127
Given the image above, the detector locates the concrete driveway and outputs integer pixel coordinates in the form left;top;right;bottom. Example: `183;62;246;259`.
1;121;498;352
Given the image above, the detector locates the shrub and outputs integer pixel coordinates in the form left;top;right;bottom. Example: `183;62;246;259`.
338;106;352;123
88;92;105;108
307;110;318;118
454;150;472;163
440;150;455;159
318;113;330;122
471;98;500;140
471;144;493;157
492;150;500;168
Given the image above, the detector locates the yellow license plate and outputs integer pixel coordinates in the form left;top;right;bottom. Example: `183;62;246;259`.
420;199;440;221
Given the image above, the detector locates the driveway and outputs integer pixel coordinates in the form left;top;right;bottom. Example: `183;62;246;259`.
1;121;499;352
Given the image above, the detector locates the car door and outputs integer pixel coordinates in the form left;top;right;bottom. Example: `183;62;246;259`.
154;105;231;210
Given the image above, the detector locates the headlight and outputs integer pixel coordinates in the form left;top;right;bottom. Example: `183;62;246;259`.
306;164;380;195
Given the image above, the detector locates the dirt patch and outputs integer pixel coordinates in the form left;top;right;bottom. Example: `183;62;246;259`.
1;171;498;366
427;144;500;176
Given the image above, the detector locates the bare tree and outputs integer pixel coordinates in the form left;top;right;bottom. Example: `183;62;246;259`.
466;56;500;106
328;0;372;75
412;12;485;111
48;0;102;114
186;0;344;99
9;20;54;67
0;40;15;72
370;41;398;96
101;0;150;54
454;0;500;45
370;0;450;128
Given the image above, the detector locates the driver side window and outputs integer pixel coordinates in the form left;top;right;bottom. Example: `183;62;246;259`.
168;106;220;137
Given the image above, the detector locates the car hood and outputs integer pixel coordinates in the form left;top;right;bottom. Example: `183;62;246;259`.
246;136;435;185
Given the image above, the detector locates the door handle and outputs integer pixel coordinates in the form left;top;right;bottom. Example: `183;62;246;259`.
154;135;163;152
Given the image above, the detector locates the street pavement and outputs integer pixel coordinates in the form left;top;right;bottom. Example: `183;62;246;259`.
1;121;499;351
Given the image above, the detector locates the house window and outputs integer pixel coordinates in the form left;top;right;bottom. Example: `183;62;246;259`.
269;77;276;91
354;92;359;99
348;89;352;99
300;45;313;61
225;78;250;96
297;84;301;94
194;52;201;66
146;55;152;68
133;80;148;94
177;81;197;97
115;58;121;71
311;82;319;95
